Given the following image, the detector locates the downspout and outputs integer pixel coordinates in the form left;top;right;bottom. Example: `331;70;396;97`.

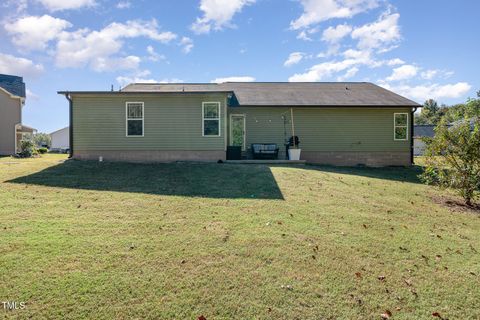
63;93;73;158
410;107;418;165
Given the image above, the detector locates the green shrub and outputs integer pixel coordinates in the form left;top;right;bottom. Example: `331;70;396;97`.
421;117;480;205
37;147;48;154
18;140;37;158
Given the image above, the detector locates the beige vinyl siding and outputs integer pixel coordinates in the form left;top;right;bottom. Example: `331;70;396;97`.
72;94;227;151
228;107;411;153
0;89;21;155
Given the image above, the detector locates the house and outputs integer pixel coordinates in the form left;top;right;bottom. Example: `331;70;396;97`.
58;82;421;166
50;126;70;152
0;74;36;155
451;117;478;131
413;125;436;156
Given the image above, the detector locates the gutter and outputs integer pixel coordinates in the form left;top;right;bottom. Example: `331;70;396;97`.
62;93;73;158
410;107;418;165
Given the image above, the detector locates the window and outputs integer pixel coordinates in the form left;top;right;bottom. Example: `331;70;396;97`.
394;113;408;141
202;102;220;136
126;102;144;137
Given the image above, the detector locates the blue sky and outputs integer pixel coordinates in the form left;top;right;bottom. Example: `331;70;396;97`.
1;0;478;133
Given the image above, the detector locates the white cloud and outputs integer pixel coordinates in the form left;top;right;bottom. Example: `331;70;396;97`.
0;53;44;77
289;58;359;82
290;0;379;30
2;0;28;13
4;15;72;50
351;11;401;50
322;23;352;43
116;1;131;9
297;30;312;41
116;72;156;87
284;52;305;67
317;44;341;58
158;78;184;83
385;64;418;81
211;76;255;83
379;82;472;102
35;0;96;11
337;67;359;81
55;19;177;72
92;55;141;72
289;48;380;82
26;89;40;100
191;0;256;34
420;69;437;80
180;37;194;54
386;58;404;66
146;46;166;62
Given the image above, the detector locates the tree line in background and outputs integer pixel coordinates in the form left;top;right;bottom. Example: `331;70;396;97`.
415;91;480;125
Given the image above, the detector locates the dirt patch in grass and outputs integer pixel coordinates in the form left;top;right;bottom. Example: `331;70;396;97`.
431;194;480;214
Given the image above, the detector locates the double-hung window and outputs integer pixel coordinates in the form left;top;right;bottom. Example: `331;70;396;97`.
126;102;144;137
202;102;221;136
394;113;408;141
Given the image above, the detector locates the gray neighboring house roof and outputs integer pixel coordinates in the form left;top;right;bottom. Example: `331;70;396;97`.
414;125;436;138
0;74;26;98
450;117;478;130
119;82;421;107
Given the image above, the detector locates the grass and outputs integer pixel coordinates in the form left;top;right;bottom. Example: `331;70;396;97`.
0;154;479;319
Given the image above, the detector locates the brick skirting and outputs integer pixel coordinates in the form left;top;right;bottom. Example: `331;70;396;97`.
73;150;226;163
301;151;411;167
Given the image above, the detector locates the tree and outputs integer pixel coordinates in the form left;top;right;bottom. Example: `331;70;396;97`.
421;117;480;206
415;99;441;125
33;132;51;148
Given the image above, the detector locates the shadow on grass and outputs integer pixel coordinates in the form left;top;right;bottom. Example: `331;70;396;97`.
302;164;424;184
7;160;285;199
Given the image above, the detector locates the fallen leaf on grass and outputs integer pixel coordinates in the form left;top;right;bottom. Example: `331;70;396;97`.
404;279;412;286
432;312;444;319
378;275;386;281
410;288;418;298
355;272;362;279
380;310;392;319
198;316;207;320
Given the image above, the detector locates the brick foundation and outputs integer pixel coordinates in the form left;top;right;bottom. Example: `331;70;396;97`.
73;150;226;163
301;151;411;167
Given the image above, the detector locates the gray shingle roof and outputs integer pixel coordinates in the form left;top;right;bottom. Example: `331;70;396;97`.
413;125;436;138
0;74;26;98
121;82;420;107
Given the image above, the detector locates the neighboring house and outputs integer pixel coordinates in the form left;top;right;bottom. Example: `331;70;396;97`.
50;126;70;152
0;74;36;155
413;125;435;156
451;117;478;131
58;82;421;166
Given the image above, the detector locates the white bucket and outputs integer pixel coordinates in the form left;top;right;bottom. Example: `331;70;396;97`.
288;148;301;160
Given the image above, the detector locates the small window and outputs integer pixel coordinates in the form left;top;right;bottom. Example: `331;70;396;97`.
202;102;220;136
126;102;144;137
394;113;408;141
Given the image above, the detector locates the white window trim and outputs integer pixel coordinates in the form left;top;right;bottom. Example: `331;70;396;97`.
229;114;246;151
202;101;221;137
126;102;144;137
394;112;408;141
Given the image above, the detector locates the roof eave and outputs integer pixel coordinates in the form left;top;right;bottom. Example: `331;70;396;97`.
57;91;234;95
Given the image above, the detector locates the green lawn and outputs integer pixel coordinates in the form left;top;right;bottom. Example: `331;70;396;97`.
0;154;479;319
